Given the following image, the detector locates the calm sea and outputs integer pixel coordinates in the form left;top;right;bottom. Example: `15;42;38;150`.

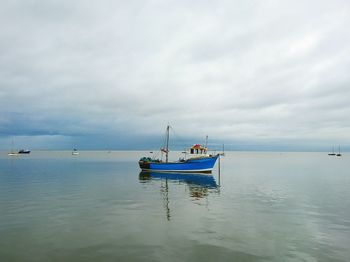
0;151;349;261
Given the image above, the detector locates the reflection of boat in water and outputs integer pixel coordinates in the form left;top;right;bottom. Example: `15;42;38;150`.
139;171;218;220
139;125;219;173
140;171;218;199
139;171;218;188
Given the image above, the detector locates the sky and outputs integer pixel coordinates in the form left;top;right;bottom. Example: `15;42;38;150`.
1;0;350;151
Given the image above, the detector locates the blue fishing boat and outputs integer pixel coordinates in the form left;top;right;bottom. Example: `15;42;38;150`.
138;126;219;173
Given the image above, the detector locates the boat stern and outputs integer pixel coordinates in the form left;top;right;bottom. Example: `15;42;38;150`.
139;160;151;170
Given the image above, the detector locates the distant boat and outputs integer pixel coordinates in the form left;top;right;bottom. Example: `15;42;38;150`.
18;149;31;154
328;146;336;156
8;152;19;156
336;145;342;157
8;138;19;156
72;148;79;155
138;125;219;173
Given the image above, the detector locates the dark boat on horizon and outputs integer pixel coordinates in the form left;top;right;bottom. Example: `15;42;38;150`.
18;149;31;154
336;145;342;157
328;146;336;156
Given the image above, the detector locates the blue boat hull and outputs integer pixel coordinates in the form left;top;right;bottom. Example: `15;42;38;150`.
139;155;219;173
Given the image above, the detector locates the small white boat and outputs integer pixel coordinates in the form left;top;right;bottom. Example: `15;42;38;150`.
8;152;19;156
8;138;19;156
72;148;79;155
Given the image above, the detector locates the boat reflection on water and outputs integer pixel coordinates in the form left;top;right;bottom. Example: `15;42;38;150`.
139;171;218;188
139;171;219;221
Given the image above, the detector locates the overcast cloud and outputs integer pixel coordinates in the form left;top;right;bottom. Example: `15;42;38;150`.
1;0;350;150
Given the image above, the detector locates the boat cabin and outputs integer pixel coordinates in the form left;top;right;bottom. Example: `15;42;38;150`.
189;144;208;155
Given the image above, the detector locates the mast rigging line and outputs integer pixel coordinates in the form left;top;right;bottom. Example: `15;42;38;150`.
168;126;193;151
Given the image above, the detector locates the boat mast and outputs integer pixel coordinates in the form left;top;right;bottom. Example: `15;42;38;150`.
165;125;170;163
11;138;15;154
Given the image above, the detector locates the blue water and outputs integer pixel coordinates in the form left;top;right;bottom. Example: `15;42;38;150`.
0;151;349;261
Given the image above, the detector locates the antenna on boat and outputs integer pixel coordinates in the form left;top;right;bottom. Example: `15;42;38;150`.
205;135;208;149
11;137;14;154
165;125;170;163
337;145;342;157
218;153;221;187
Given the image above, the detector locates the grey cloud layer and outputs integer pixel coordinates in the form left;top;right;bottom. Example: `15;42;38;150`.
1;0;349;148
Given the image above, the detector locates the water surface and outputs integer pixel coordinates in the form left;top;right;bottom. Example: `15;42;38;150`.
0;151;349;261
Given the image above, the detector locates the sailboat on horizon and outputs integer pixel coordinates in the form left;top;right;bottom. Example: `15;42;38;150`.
328;146;336;156
8;138;19;156
336;145;342;157
72;148;79;155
